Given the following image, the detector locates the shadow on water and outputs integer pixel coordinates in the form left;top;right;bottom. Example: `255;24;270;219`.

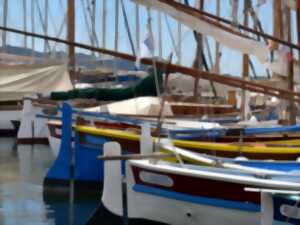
0;138;167;225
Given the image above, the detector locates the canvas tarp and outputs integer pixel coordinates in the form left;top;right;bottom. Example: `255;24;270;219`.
0;64;73;101
285;0;296;10
85;96;174;116
132;0;300;82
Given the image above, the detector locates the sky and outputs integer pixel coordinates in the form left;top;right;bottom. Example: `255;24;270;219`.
0;0;296;78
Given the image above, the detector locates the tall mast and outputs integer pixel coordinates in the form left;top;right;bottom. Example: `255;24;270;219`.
2;0;8;49
215;0;220;74
44;0;48;52
273;0;283;39
296;0;300;124
193;0;204;98
158;11;162;58
31;0;35;52
241;0;250;120
68;0;75;78
286;3;295;124
102;0;107;48
91;0;96;48
177;0;182;64
114;0;119;51
23;0;27;48
135;4;140;53
297;0;300;84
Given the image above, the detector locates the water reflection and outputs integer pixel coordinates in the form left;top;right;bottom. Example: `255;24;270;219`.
0;138;99;225
0;138;165;225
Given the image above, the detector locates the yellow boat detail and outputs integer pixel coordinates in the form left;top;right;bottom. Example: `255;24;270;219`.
75;125;300;155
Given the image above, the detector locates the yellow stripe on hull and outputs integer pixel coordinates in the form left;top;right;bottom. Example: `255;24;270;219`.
76;125;300;155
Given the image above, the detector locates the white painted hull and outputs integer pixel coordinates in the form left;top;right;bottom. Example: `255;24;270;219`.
17;99;50;140
125;167;259;225
48;135;61;157
101;142;300;225
0;110;20;130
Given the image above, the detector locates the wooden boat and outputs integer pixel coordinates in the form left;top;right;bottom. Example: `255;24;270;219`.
0;100;22;136
43;103;300;196
47;108;300;159
100;142;300;225
160;144;300;174
76;125;300;160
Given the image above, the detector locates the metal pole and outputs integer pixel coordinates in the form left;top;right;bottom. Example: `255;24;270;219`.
44;0;48;52
215;0;220;74
2;0;8;49
102;0;107;48
241;0;250;120
158;11;162;58
135;4;140;53
120;0;136;55
23;0;27;48
114;0;119;51
177;0;182;64
31;0;35;52
68;0;75;80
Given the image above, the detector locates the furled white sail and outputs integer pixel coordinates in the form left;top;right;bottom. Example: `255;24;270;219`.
132;0;300;82
0;64;73;101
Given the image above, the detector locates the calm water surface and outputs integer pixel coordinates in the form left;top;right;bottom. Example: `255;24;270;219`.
0;138;166;225
0;138;100;225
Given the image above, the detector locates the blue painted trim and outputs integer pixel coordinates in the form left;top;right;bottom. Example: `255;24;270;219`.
46;103;73;180
36;114;62;120
133;184;260;212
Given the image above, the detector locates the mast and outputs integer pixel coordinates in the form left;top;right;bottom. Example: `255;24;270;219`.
295;0;300;123
2;0;8;49
91;0;96;48
135;3;140;53
287;2;295;124
102;0;107;48
297;0;300;83
31;0;35;52
273;0;283;39
23;0;27;48
241;0;250;120
44;0;48;52
120;0;136;55
114;0;119;51
68;0;75;78
193;0;204;98
158;11;162;58
215;0;220;74
177;0;182;64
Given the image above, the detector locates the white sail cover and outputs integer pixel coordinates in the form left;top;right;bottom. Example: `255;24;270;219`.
0;63;73;101
132;0;300;82
285;0;296;10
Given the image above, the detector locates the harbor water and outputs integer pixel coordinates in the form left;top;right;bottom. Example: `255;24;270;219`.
0;137;100;225
0;138;166;225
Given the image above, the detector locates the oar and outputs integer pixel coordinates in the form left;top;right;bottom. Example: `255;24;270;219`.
98;152;175;161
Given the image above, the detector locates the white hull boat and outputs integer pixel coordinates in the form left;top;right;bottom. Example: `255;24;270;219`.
101;142;300;225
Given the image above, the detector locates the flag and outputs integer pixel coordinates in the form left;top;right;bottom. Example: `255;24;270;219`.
140;20;155;58
135;19;155;69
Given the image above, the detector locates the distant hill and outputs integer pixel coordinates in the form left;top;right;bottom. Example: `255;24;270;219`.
0;45;147;71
